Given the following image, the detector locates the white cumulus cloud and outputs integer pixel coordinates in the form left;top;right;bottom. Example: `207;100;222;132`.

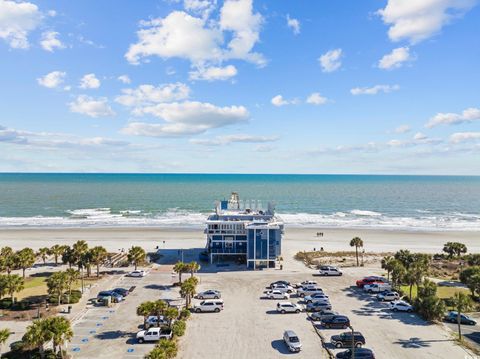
117;75;131;84
426;107;480;128
306;92;328;105
351;84;400;95
450;132;480;143
115;83;190;107
190;134;278;146
189;65;237;81
69;95;115;118
37;71;66;89
394;125;411;134
79;73;101;89
378;47;413;70
318;49;342;73
122;101;249;136
286;14;300;35
377;0;476;44
40;30;64;52
0;0;43;49
271;95;290;107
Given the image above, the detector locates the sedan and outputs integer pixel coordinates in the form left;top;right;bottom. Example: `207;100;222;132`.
127;270;147;277
306;301;332;312
336;348;375;359
266;290;289;300
112;288;129;297
197;290;221;299
445;311;477;325
294;280;317;288
389;300;413;312
304;293;329;304
270;280;290;289
310;310;339;322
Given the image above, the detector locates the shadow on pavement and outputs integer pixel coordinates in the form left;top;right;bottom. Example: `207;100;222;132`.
465;331;480;345
393;337;454;348
270;339;292;354
94;330;132;340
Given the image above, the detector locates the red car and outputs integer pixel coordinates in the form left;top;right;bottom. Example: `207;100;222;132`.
356;276;386;288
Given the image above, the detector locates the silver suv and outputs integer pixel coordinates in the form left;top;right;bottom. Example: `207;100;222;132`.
277;302;303;314
283;330;302;352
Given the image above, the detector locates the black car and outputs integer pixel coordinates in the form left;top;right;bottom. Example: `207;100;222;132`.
445;311;477;325
321;315;350;329
336;348;375;358
113;288;130;297
331;332;366;348
311;310;339;322
270;280;290;289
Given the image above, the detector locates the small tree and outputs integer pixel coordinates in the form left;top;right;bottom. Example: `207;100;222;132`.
157;338;178;359
451;292;473;341
414;279;446;321
65;268;79;302
164;307;179;328
37;247;51;265
0;328;10;355
0;274;8;299
137;301;155;328
152;300;168;321
349;237;363;267
390;260;406;289
0;247;16;275
394;249;413;270
187;261;200;278
23;319;51;359
89;246;108;277
180;277;197;308
47;271;67;305
459;266;480;297
5;274;24;302
173;261;187;284
15;248;36;278
443;242;467;259
405;264;425;301
128;246;146;270
48;316;73;357
381;256;394;281
50;244;64;265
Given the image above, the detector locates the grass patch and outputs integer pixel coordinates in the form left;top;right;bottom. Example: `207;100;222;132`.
400;284;469;300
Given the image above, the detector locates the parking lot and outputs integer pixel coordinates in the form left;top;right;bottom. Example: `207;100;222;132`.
177;265;474;359
69;268;179;359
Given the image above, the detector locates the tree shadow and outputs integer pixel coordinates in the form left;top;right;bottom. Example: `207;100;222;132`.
393;337;453;348
144;284;171;290
270;339;292;354
29;271;54;278
266;310;281;315
465;331;480;345
94;330;131;340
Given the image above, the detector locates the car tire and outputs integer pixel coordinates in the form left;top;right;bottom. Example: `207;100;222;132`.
335;343;342;348
295;309;300;313
214;308;220;313
326;324;331;329
343;325;347;329
355;343;362;348
214;296;219;299
138;338;144;344
199;296;204;300
407;309;413;313
195;308;201;313
281;310;286;314
393;308;398;312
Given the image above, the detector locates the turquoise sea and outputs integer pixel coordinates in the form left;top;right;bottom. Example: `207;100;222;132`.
0;173;479;230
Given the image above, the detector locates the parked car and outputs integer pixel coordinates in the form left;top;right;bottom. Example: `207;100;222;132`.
270;280;290;289
297;286;323;297
356;276;386;288
136;328;172;343
336;348;375;358
144;315;172;329
283;330;302;353
97;290;123;303
364;283;391;293
321;315;350;329
331;332;366;348
127;270;147;277
277;302;303;314
271;283;295;294
266;290;289;299
310;310;339;322
197;290;221;299
304;293;330;304
112;288;130;297
389;300;413;312
318;266;342;276
193;300;224;313
294;280;317;288
445;311;477;325
376;291;400;302
307;301;332;312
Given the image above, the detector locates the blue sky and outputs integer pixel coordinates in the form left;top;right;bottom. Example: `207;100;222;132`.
0;0;479;174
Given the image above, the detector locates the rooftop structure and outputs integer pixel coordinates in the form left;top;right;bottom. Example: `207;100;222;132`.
205;192;284;269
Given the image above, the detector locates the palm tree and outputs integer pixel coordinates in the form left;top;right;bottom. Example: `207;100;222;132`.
152;300;168;322
405;264;424;301
37;247;51;265
47;271;67;305
47;316;73;358
0;247;15;275
89;246;108;277
137;301;155;328
157;338;178;359
164;306;179;328
0;328;10;355
5;274;24;302
15;248;36;278
23;319;51;359
173;261;187;284
72;240;89;270
180;277;197;308
65;268;79;302
381;256;394;281
128;246;146;270
50;245;64;266
0;275;8;299
350;237;364;267
452;292;473;341
61;246;76;268
187;261;200;278
390;260;406;289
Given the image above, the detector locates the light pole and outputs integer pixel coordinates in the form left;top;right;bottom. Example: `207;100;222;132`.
349;325;355;359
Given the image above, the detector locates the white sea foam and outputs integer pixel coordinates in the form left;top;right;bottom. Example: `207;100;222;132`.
0;208;479;231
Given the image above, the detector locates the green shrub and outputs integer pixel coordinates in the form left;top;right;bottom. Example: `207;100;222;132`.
179;308;190;320
172;320;186;337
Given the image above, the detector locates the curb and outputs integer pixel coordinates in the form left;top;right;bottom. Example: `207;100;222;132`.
308;313;335;359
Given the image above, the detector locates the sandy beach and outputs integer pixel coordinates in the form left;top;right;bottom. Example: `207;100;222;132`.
0;227;478;257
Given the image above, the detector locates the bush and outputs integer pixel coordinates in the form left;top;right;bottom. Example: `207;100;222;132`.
48;289;83;305
172;320;186;337
179;308;190;320
0;298;31;311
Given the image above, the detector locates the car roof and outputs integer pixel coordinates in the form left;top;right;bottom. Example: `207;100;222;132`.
284;330;297;337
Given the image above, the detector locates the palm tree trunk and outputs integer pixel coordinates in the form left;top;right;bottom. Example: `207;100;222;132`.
457;312;462;340
135;261;138;270
22;268;26;279
355;247;359;266
97;263;100;277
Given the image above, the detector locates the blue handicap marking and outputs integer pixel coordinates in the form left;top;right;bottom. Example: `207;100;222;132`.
102;316;109;320
89;330;96;334
96;323;103;327
81;338;89;343
109;310;115;313
127;348;134;353
72;347;81;352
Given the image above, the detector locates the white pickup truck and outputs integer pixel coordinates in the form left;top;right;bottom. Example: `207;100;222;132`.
136;328;173;343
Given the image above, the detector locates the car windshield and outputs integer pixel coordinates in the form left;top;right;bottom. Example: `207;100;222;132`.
289;336;299;342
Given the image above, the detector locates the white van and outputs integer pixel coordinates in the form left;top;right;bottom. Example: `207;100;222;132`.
318;266;342;276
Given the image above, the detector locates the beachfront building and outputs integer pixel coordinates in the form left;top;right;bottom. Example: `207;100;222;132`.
205;192;284;269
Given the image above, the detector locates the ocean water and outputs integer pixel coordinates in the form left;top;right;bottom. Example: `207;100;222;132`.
0;173;479;231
